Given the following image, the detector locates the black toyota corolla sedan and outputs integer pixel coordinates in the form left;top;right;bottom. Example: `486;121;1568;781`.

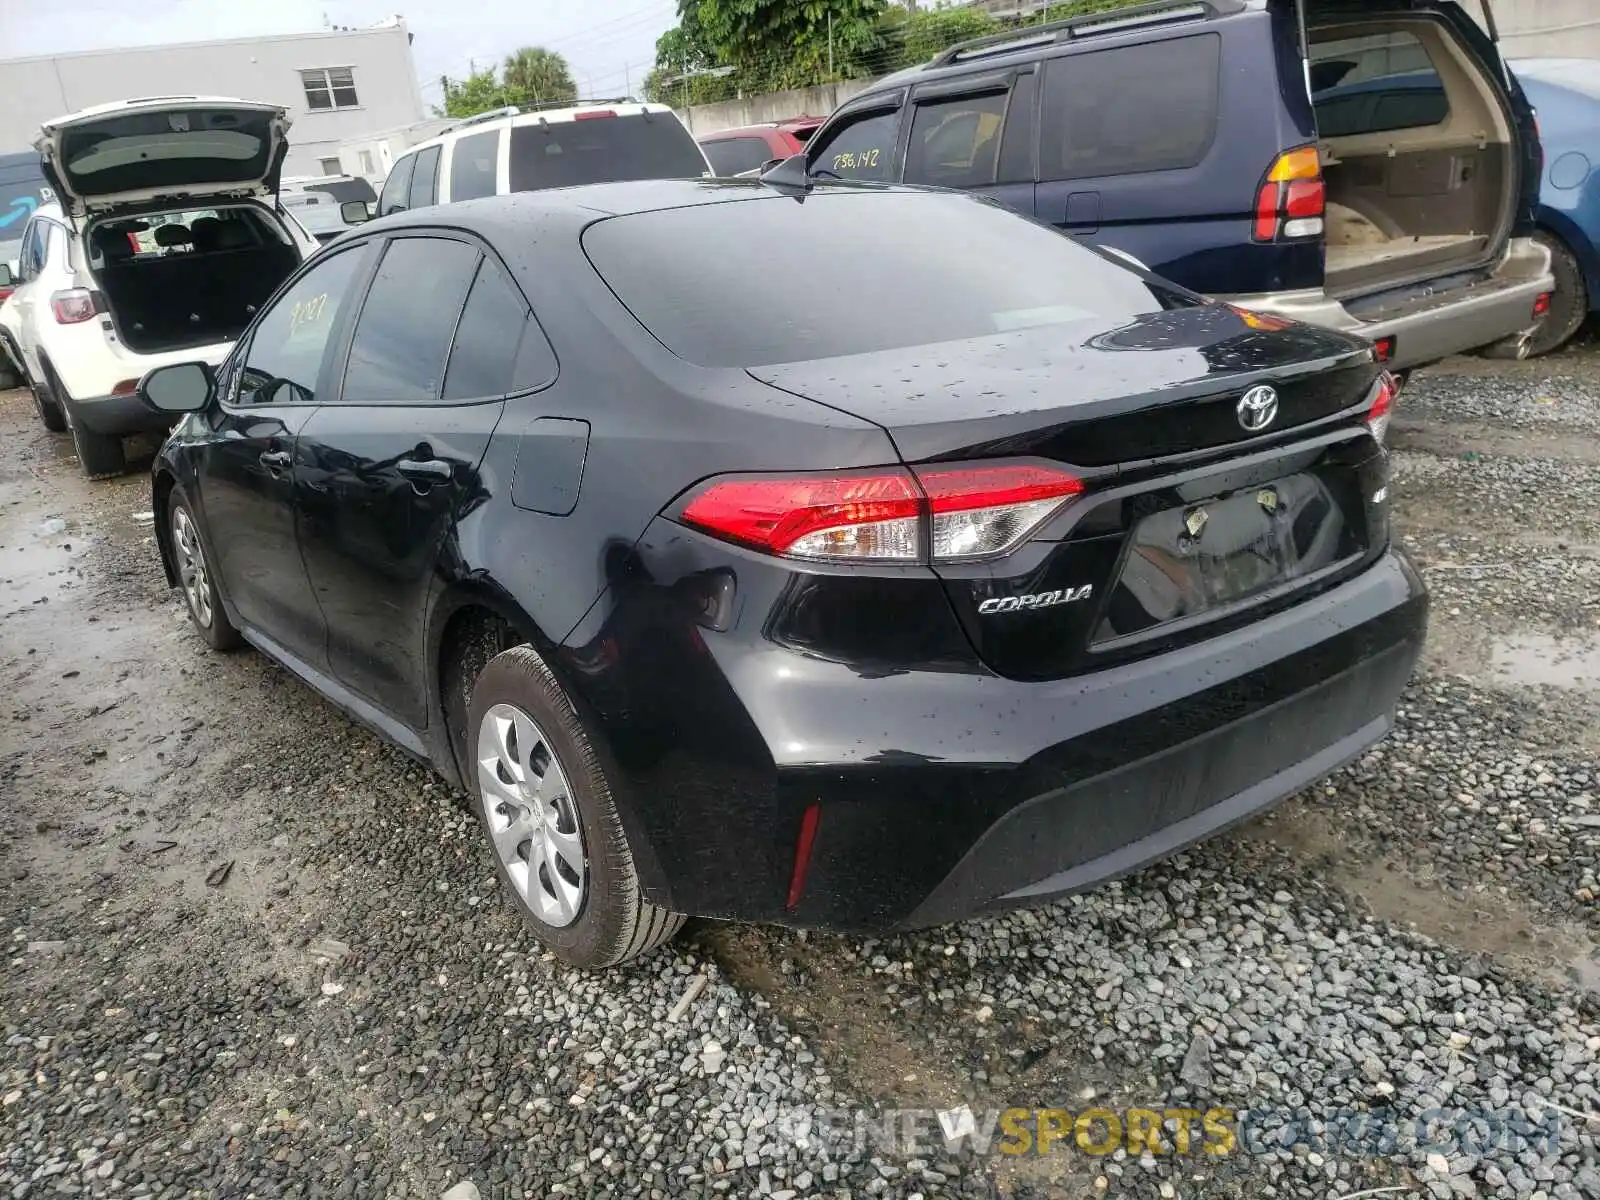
139;179;1426;968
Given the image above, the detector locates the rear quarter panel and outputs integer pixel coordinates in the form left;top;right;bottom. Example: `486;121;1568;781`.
461;230;901;651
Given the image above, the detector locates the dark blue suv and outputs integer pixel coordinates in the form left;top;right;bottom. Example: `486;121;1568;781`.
801;0;1552;370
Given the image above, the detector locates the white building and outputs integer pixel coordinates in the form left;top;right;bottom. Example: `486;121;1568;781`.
0;19;427;179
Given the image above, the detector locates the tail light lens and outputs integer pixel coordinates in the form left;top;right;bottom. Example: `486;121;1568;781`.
573;110;616;120
50;289;99;324
1367;371;1398;445
677;462;1085;564
1253;146;1324;242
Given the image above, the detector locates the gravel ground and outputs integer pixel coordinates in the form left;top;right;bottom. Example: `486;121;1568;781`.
3;343;1598;1200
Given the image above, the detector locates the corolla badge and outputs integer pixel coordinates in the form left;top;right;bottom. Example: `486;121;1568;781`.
978;585;1093;615
1236;384;1279;433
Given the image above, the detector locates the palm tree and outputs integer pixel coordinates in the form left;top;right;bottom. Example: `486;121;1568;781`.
503;47;578;106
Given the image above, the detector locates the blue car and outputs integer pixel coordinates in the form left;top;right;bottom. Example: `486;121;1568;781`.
1512;58;1600;355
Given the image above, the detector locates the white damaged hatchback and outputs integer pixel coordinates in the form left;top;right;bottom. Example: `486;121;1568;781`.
0;97;317;477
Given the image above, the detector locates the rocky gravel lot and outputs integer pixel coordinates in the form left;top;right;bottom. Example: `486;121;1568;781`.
3;339;1599;1200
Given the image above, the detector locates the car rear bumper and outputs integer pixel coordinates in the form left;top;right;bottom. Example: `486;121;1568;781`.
1222;237;1554;369
590;543;1428;932
67;391;173;437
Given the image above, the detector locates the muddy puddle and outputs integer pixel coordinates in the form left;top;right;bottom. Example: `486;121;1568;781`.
2;513;90;614
1490;631;1600;690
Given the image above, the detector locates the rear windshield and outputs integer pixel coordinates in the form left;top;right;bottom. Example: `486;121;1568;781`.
582;189;1189;367
508;114;706;192
703;136;774;177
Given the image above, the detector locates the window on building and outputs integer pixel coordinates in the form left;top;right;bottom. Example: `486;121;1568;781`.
302;67;360;111
319;158;342;176
359;149;375;175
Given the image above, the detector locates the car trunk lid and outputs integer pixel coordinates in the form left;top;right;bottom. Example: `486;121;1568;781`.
751;306;1389;680
747;304;1378;464
35;97;290;220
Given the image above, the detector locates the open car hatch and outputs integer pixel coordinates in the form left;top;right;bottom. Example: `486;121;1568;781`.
35;96;290;219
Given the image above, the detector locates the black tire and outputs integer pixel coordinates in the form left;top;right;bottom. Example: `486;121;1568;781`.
13;348;66;431
1524;231;1590;359
467;645;684;969
43;363;125;477
69;419;126;478
34;386;67;432
167;488;243;651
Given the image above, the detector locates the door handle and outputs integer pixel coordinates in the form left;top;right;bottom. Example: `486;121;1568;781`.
259;450;291;471
396;457;452;482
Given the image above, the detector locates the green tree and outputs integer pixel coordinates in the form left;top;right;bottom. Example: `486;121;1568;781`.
502;46;578;106
688;0;888;86
642;22;737;105
888;4;999;70
439;68;508;118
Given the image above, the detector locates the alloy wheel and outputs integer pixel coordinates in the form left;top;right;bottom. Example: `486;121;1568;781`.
476;701;588;928
172;507;213;629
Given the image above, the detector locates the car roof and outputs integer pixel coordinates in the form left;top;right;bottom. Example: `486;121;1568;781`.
360;177;933;227
845;0;1254;106
405;102;682;155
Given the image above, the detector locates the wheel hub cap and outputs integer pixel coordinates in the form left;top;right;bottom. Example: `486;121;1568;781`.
476;702;587;928
172;508;212;629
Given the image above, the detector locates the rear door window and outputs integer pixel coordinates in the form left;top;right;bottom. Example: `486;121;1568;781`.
507;114;707;191
904;89;1011;189
448;130;501;201
1310;31;1449;136
341;236;479;404
807;106;900;181
702;136;774;176
408;145;442;210
1039;34;1221;180
442;258;557;400
377;153;415;216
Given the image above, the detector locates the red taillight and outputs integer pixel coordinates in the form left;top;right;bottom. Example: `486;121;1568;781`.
1253;146;1324;243
50;289;98;324
1373;335;1396;364
1367;371;1398;445
1533;292;1553;318
574;109;616;120
681;470;922;560
677;461;1084;564
0;288;12;304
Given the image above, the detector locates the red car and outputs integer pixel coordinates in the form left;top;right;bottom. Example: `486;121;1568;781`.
698;117;824;177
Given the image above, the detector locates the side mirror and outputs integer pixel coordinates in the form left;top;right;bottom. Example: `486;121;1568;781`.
340;200;373;225
0;262;12;288
139;362;214;414
758;158;783;175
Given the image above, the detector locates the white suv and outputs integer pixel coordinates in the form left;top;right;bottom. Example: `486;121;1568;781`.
0;96;317;477
369;101;712;218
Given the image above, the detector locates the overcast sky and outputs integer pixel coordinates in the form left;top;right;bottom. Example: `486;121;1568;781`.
0;0;678;109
